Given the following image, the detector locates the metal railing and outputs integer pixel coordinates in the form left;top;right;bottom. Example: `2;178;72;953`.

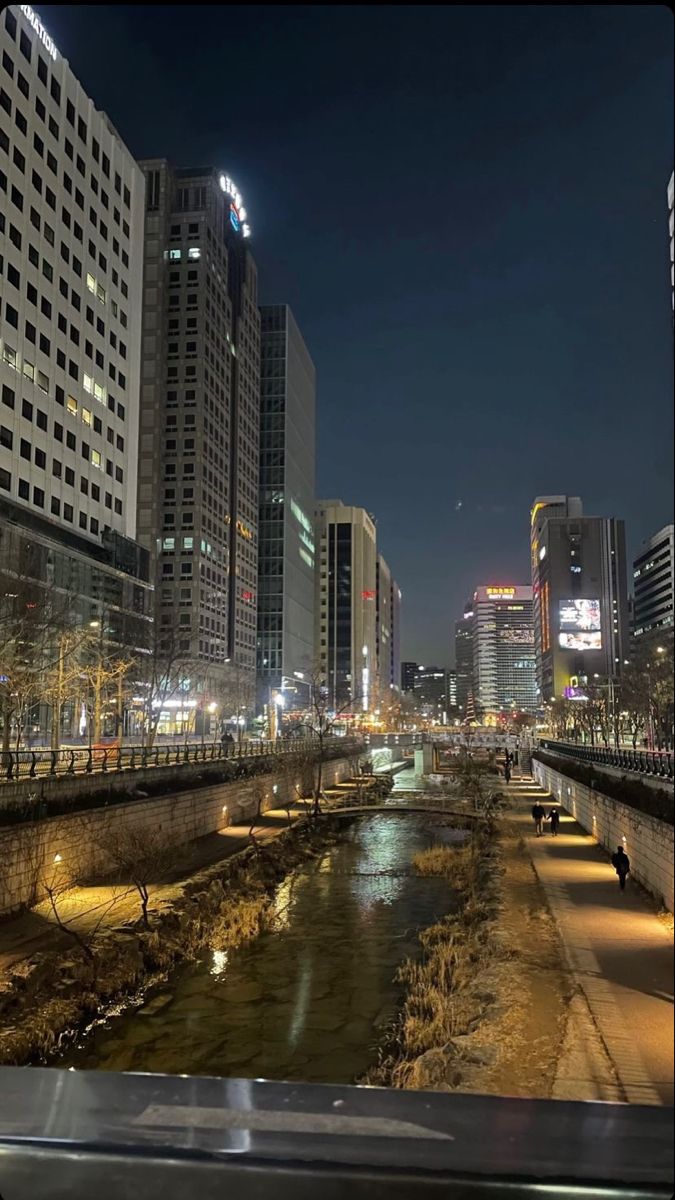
0;736;354;784
539;739;674;782
0;1067;671;1198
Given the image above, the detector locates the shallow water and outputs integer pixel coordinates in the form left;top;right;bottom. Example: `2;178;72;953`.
60;812;458;1084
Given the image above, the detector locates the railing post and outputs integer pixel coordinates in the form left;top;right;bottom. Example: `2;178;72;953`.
67;750;75;774
130;747;136;770
101;749;108;773
50;750;58;777
116;747;123;772
85;749;93;774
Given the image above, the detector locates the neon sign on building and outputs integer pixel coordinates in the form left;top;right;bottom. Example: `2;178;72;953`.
219;174;251;238
486;586;516;598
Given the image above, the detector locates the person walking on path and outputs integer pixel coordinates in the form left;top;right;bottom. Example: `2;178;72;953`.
547;806;560;836
532;801;546;837
611;845;631;891
504;761;512;784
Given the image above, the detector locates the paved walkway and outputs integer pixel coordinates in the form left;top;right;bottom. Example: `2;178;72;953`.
508;776;674;1106
0;805;313;977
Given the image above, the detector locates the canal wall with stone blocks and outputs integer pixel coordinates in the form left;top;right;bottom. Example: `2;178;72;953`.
0;757;353;916
533;760;674;913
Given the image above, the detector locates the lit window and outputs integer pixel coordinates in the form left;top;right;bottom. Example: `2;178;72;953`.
188;247;201;260
86;272;96;293
83;373;93;395
23;361;35;381
67;395;78;415
168;249;181;261
2;346;17;369
91;449;101;468
182;536;193;549
162;536;175;550
37;371;49;394
93;382;106;403
82;407;92;426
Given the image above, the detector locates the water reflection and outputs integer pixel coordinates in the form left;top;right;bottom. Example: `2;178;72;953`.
61;814;457;1084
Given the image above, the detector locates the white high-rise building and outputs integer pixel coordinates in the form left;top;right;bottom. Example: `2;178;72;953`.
1;4;144;546
315;500;377;712
633;524;674;640
471;586;537;718
0;6;152;740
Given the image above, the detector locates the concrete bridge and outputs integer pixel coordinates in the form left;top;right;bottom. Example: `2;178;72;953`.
319;792;479;820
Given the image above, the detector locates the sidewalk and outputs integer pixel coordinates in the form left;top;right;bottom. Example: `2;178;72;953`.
507;776;674;1106
0;805;312;978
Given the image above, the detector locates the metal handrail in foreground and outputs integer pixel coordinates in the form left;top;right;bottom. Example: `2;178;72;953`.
540;739;674;782
0;1067;671;1199
0;736;358;784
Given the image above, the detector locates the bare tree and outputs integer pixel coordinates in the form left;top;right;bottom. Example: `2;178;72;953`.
134;613;198;749
94;821;179;929
298;667;363;818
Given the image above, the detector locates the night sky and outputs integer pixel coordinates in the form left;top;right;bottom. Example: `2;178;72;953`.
46;5;673;665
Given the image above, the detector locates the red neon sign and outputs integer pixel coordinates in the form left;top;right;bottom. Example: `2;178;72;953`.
362;590;375;600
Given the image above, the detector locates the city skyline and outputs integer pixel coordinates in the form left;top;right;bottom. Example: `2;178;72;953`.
41;4;674;664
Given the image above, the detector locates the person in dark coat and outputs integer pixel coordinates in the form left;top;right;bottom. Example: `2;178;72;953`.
547;806;560;836
611;845;630;891
532;802;546;836
504;762;511;784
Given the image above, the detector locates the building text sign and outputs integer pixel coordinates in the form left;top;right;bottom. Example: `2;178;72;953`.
20;5;58;61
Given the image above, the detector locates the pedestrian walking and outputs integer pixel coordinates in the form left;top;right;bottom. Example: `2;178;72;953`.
532;802;546;837
547;806;560;836
504;762;511;784
610;845;630;891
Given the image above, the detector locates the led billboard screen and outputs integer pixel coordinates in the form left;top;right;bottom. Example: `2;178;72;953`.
558;599;601;652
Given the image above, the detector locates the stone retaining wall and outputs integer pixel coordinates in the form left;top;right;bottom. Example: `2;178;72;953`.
0;758;352;915
533;759;674;913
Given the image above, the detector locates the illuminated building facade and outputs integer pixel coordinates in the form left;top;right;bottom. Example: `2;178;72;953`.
530;496;629;701
633;524;674;640
401;661;417;693
315;500;377;711
413;665;449;723
0;5;152;740
137;160;260;715
454;599;474;716
256;305;315;711
471;586;537;718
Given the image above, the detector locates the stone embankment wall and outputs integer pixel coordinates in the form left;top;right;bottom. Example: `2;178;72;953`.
0;758;352;915
533;759;674;913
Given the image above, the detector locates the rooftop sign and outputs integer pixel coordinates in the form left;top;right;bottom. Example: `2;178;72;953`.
218;174;251;238
20;5;58;61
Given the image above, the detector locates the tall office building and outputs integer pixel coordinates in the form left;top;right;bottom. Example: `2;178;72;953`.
633;524;674;640
471;586;537;718
530;496;629;701
136;160;260;719
0;5;152;736
447;669;458;709
375;553;391;703
256;305;315;713
454;598;474;716
662;172;667;319
315;500;377;711
390;575;402;699
413;665;449;723
401;660;417;693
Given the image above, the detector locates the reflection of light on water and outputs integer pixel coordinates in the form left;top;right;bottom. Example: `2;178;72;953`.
210;950;228;976
272;876;294;930
351;817;410;908
288;958;311;1050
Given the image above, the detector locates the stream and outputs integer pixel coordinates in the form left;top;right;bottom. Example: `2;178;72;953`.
59;809;462;1084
